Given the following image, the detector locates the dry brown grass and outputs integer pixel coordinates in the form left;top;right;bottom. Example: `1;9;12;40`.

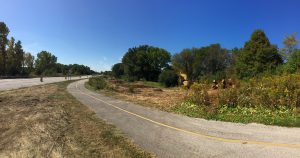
0;81;152;158
90;79;186;111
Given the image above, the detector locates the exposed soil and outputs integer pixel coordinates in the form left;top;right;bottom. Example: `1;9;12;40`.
103;80;186;110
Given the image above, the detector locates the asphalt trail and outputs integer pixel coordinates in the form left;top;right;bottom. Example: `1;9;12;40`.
68;79;300;158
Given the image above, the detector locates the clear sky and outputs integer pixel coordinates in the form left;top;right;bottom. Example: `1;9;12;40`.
0;0;299;71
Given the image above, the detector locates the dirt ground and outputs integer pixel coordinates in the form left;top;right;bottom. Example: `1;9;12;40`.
0;81;152;158
98;80;186;111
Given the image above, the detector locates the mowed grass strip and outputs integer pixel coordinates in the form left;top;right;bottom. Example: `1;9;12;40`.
0;81;153;158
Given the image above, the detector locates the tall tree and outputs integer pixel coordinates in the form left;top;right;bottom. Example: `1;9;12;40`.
281;33;298;61
6;37;16;75
193;44;230;77
236;30;283;78
0;22;9;75
24;52;35;74
122;45;171;81
172;48;195;81
14;40;25;75
112;63;124;78
35;51;57;75
172;44;230;80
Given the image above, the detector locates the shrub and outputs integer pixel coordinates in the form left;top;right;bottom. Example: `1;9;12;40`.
186;83;210;106
218;74;300;109
158;70;178;87
88;76;107;90
219;88;238;107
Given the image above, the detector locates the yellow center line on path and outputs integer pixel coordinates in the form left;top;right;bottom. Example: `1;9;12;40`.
75;82;300;149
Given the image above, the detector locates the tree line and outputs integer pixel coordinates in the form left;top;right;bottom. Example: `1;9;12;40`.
112;29;299;86
0;22;95;77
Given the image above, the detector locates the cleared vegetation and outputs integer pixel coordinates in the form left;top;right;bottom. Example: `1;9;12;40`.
86;76;185;110
87;76;300;127
0;81;152;158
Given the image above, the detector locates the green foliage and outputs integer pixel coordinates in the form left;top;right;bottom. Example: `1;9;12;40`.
4;37;25;76
14;40;25;75
0;22;9;75
0;21;95;77
23;52;35;74
219;74;300;109
172;101;299;127
193;44;230;77
143;81;163;88
88;76;107;90
172;44;230;81
172;48;195;80
215;105;299;127
158;69;178;87
236;30;283;79
172;74;300;127
284;50;300;73
67;64;94;75
6;37;16;75
122;45;171;81
171;102;204;117
35;51;57;75
112;63;124;78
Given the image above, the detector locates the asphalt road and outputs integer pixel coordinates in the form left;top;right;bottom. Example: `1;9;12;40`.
67;79;300;158
0;76;89;91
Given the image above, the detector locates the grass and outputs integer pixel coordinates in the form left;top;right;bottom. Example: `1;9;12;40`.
171;102;300;127
142;81;164;88
0;80;152;158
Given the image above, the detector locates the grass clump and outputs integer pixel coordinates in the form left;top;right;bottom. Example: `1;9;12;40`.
143;81;164;88
88;76;107;90
186;83;210;106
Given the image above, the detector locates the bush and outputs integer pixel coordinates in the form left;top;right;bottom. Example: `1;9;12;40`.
219;88;238;107
219;74;300;109
186;83;210;106
158;70;178;87
88;76;107;90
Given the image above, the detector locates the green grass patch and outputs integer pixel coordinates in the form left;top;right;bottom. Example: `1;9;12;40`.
143;81;164;88
171;102;300;127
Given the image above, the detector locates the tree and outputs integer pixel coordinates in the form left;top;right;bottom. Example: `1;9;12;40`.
158;69;178;87
112;63;124;78
6;37;16;75
281;33;298;61
122;45;171;81
285;50;300;73
172;44;230;81
24;52;35;74
193;44;230;77
172;48;195;81
236;30;283;78
0;22;9;75
14;40;25;75
35;51;57;75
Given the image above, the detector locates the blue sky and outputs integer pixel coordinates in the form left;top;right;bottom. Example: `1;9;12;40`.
0;0;299;71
